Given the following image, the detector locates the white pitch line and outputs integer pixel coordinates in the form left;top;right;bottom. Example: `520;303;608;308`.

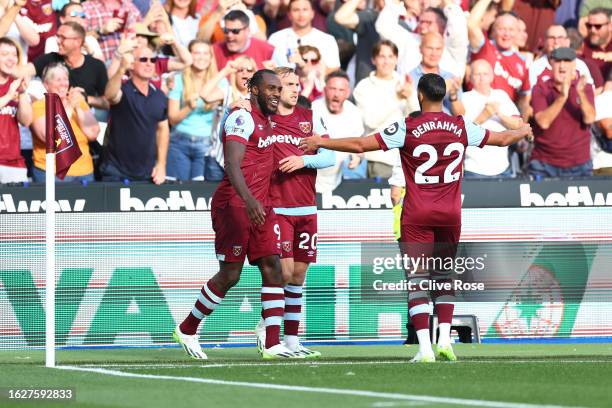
56;365;583;408
77;359;612;369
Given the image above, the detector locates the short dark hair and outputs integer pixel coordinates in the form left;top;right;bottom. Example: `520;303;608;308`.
60;2;82;17
588;7;611;18
61;21;86;39
297;95;311;109
372;39;398;58
417;73;446;102
247;69;277;92
224;10;249;26
424;7;447;29
324;69;349;83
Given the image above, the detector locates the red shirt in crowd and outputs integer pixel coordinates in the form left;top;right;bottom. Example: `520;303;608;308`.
530;76;595;168
581;40;611;81
212;38;275;70
23;0;57;61
471;36;531;102
0;78;25;169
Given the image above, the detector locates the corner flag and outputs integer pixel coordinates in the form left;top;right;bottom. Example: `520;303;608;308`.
45;93;81;179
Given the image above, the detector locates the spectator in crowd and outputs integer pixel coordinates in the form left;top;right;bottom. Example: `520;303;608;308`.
312;70;365;191
102;45;169;184
530;25;599;93
462;59;522;178
83;0;143;63
167;39;230;181
334;0;381;83
22;0;56;61
352;40;412;178
30;63;98;183
21;22;109;111
0;37;31;184
407;32;465;116
515;17;534;67
295;44;325;101
468;0;531;117
255;0;329;36
0;0;40;54
166;0;201;47
375;0;468;79
211;10;286;70
530;47;595;178
228;54;256;101
578;0;608;36
579;7;611;81
591;77;612;175
45;2;104;61
513;0;561;53
107;23;193;92
268;0;340;73
198;0;267;44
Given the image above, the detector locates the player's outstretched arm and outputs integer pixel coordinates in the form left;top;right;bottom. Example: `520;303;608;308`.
486;124;534;147
300;134;381;154
225;140;266;226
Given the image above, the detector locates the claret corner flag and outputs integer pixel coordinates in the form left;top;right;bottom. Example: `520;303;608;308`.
44;93;81;179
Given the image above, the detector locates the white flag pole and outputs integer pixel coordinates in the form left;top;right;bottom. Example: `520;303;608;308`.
45;148;56;367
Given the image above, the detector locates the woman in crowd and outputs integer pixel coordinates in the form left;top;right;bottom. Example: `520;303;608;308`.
296;45;326;102
165;0;201;48
167;39;231;181
0;36;31;184
30;63;99;183
228;55;256;103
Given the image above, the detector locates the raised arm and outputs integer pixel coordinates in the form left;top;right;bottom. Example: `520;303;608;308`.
0;0;24;37
334;0;361;30
467;0;492;50
105;53;132;105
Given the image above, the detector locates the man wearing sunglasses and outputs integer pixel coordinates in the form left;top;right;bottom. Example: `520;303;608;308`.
212;10;288;71
44;2;104;62
102;44;169;185
580;7;611;81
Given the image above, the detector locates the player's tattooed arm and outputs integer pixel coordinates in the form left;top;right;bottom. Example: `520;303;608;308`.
225;141;266;226
300;134;380;154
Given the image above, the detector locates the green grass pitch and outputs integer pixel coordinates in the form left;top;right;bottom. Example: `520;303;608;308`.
1;343;611;408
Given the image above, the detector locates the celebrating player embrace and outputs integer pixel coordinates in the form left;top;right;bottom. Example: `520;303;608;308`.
301;73;533;363
174;69;301;360
254;67;335;358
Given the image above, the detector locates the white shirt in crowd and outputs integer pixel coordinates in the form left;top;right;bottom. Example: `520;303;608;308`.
268;27;341;70
462;89;520;176
171;14;200;48
529;55;594;91
591;89;612;170
374;1;469;79
311;97;364;192
45;35;104;61
353;71;413;167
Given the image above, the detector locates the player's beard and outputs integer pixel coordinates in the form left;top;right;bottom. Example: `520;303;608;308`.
257;92;276;115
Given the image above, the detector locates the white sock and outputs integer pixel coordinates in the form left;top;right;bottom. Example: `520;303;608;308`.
284;335;299;349
437;323;451;347
416;329;433;355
